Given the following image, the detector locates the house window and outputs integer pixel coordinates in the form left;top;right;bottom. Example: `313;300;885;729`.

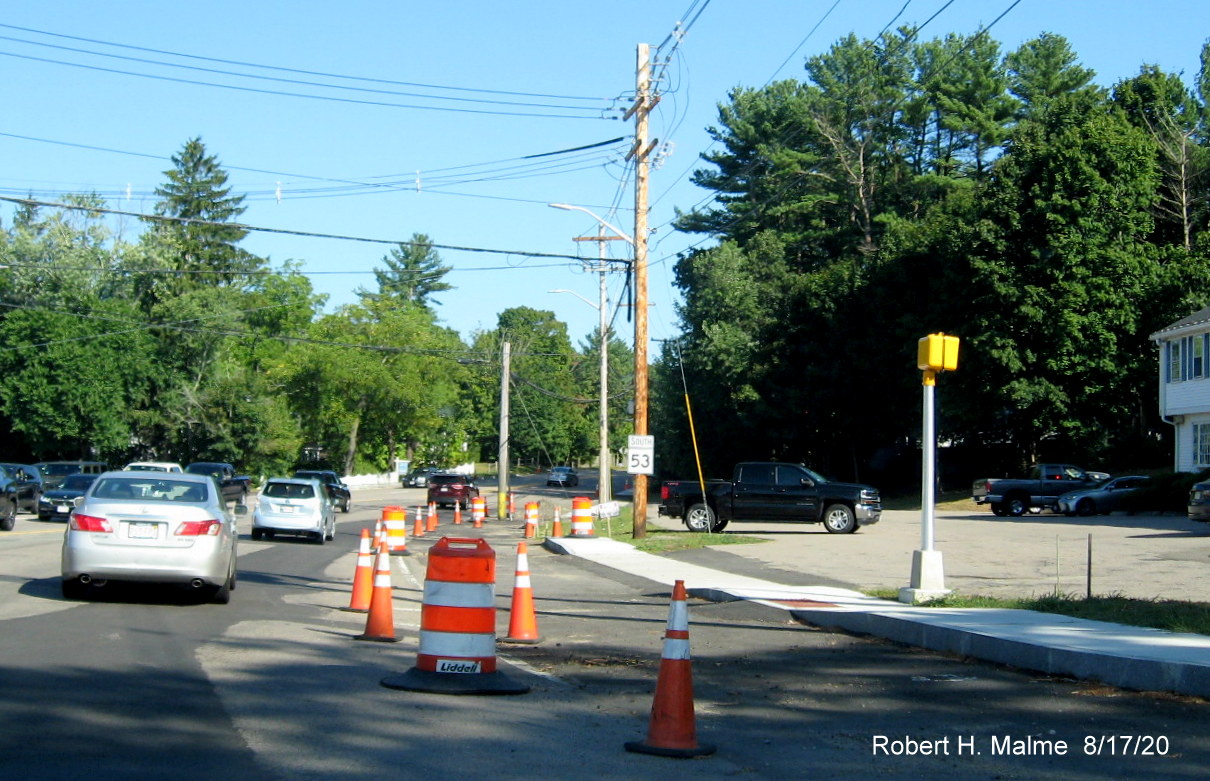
1169;340;1183;382
1193;335;1206;379
1195;423;1210;467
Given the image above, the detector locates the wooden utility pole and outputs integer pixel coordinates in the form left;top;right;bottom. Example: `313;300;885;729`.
626;43;656;538
497;340;510;521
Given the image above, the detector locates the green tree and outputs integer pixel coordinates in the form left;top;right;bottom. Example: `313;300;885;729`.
356;234;453;309
1114;64;1210;250
957;93;1160;465
470;308;589;468
147;137;260;302
1005;33;1099;115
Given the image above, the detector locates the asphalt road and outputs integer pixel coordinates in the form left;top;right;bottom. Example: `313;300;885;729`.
1;483;1208;780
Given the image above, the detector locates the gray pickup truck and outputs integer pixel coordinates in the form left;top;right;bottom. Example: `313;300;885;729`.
972;463;1110;516
658;461;882;534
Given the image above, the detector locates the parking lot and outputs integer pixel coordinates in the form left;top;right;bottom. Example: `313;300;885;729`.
652;508;1210;603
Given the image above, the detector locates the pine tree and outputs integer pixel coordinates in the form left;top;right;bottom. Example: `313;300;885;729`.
357;233;453;310
151;137;258;290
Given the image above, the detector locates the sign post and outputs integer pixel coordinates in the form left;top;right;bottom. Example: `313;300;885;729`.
901;333;959;605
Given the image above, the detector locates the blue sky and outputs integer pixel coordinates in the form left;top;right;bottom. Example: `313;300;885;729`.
1;1;1207;348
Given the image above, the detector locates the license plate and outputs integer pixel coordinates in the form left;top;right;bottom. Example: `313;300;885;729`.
56;504;71;513
278;504;296;512
440;486;450;492
128;522;159;539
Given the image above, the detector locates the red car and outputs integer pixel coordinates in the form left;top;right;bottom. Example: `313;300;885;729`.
425;473;479;509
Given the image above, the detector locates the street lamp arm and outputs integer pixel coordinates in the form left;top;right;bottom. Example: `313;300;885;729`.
548;288;599;310
549;202;635;246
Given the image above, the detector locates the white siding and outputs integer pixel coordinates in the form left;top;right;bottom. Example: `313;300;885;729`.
1157;328;1210;472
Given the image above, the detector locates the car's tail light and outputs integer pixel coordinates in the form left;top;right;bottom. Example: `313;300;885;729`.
175;519;223;536
661;483;673;500
71;513;113;533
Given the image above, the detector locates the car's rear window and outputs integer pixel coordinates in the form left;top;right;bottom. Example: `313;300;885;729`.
62;474;98;491
92;478;208;502
429;475;465;486
264;482;316;499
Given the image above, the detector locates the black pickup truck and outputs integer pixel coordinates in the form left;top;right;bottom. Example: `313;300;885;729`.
185;462;253;505
658;461;882;534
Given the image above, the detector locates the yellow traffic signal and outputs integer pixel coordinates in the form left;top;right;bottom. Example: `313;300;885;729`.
917;333;959;372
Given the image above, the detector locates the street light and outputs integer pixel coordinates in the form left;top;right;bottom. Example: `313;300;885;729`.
549;203;634;505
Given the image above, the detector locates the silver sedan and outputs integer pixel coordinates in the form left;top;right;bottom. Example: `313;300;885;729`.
1056;475;1150;517
61;471;240;603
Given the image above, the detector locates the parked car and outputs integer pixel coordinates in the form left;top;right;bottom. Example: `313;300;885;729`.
1056;475;1151;517
404;467;441;487
251;477;336;543
124;461;184;473
0;462;43;514
184;462;253;505
39;472;99;522
293;469;351;513
60;471;241;603
972;463;1110;516
1189;480;1210;521
426;473;480;509
546;466;579;487
35;460;108;491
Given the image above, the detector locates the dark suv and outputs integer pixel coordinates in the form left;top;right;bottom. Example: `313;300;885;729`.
34;461;108;491
0;463;43;514
293;470;351;513
426;473;479;509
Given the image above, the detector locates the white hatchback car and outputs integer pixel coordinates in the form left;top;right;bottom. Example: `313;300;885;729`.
61;471;240;603
124;461;185;473
251;477;336;544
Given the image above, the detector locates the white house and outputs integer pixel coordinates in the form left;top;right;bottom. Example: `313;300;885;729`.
1151;304;1210;472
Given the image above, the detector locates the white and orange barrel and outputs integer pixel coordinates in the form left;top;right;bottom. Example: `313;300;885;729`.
380;536;529;695
523;502;539;539
382;506;409;555
417;537;497;673
570;496;594;537
471;496;487;527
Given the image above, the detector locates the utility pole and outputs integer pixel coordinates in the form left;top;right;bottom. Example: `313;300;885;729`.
497;340;510;521
626;43;655;538
571;226;625;505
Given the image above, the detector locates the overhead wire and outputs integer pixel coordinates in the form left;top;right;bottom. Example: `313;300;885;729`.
0;49;615;120
0;195;589;262
0;22;608;102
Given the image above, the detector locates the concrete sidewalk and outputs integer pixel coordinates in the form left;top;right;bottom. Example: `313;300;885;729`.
545;535;1210;699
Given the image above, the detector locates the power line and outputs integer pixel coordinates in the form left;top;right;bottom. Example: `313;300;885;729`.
0;31;617;114
0;195;588;261
0;22;610;103
0;49;617;121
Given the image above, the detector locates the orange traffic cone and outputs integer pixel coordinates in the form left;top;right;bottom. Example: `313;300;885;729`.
355;542;400;643
502;542;541;644
412;506;426;538
454;502;463;525
551;507;563;537
344;528;374;612
427;502;439;532
624;580;715;757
